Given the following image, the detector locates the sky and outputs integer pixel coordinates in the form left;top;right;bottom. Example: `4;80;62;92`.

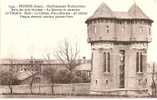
0;0;157;62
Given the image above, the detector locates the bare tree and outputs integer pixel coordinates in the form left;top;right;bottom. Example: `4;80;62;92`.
54;39;81;95
29;56;38;94
54;39;80;73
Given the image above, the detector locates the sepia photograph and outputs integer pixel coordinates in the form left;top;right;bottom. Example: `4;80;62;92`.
0;0;157;98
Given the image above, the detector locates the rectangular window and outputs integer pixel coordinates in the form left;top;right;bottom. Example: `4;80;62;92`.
119;50;125;88
104;52;110;72
136;52;143;73
104;52;106;72
140;52;143;72
107;52;110;72
136;52;139;72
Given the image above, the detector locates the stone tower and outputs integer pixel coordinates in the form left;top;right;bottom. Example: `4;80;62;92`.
85;3;153;95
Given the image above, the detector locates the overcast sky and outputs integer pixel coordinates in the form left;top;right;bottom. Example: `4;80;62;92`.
1;0;157;62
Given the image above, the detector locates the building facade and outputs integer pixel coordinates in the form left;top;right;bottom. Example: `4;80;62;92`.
85;3;153;96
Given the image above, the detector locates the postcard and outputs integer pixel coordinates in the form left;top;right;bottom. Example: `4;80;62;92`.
0;0;157;98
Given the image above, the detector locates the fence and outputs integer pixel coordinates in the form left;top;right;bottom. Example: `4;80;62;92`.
0;83;90;95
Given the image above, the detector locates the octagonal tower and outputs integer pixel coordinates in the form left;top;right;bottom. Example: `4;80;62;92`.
85;3;153;96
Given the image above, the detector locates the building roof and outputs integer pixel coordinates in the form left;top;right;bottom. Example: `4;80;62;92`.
89;2;113;19
16;71;36;80
113;12;132;19
0;59;61;65
0;58;90;65
86;2;152;22
128;3;150;19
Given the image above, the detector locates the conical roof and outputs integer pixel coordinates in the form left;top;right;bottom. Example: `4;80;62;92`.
86;3;153;23
87;3;113;20
128;3;150;19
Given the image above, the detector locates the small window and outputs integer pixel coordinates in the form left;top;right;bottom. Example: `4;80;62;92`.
138;79;142;85
145;79;147;83
106;80;108;85
122;25;125;32
96;80;97;84
149;28;151;34
139;26;143;32
106;25;109;33
107;29;109;33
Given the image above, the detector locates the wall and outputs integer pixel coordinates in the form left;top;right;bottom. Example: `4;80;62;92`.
0;83;90;95
87;19;151;42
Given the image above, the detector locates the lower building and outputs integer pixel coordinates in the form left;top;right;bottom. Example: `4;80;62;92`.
0;58;91;84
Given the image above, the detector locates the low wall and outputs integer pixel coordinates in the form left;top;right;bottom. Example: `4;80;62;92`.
0;83;90;95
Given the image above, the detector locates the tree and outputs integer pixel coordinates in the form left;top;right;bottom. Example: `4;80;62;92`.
54;39;80;77
29;56;40;94
0;71;20;94
42;67;56;94
54;39;81;95
55;69;71;84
